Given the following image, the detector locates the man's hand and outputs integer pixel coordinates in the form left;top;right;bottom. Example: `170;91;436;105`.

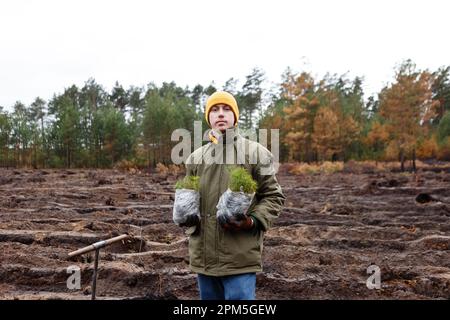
218;214;255;232
179;214;199;227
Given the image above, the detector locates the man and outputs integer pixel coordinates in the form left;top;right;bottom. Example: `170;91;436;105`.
181;91;285;300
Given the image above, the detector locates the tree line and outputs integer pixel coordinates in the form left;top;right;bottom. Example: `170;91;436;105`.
0;60;449;169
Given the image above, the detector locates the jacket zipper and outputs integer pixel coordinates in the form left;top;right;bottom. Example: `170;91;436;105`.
215;160;223;266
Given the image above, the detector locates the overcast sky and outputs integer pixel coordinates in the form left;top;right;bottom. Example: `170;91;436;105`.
0;0;449;110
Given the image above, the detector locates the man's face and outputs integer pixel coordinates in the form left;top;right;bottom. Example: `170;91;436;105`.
209;104;235;132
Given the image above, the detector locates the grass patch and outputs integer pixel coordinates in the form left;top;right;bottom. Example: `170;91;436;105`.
289;161;344;175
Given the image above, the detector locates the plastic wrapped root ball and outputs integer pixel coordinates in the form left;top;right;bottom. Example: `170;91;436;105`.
172;175;201;226
172;188;201;226
217;166;257;224
216;188;254;223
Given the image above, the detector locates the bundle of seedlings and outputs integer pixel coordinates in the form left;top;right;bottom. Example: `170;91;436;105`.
173;175;200;226
217;167;257;225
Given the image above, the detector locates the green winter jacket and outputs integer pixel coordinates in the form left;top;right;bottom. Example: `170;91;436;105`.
184;126;285;276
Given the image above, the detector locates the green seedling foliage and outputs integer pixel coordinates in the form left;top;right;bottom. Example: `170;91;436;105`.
175;175;200;191
229;167;257;193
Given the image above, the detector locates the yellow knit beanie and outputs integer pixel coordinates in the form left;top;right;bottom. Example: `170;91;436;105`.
205;91;239;127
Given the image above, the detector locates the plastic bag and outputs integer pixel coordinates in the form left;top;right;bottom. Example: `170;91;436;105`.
216;188;254;222
172;189;200;226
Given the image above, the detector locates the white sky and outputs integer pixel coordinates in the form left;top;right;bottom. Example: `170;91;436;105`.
0;0;449;110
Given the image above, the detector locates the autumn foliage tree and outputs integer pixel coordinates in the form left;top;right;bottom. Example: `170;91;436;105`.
364;120;390;161
312;107;340;160
378;60;439;171
281;72;361;162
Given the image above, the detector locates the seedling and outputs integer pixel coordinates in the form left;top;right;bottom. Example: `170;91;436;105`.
175;175;200;191
228;167;257;194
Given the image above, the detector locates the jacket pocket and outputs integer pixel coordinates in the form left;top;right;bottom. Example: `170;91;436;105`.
218;227;262;269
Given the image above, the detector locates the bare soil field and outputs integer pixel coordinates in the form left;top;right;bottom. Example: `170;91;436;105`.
0;165;449;299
